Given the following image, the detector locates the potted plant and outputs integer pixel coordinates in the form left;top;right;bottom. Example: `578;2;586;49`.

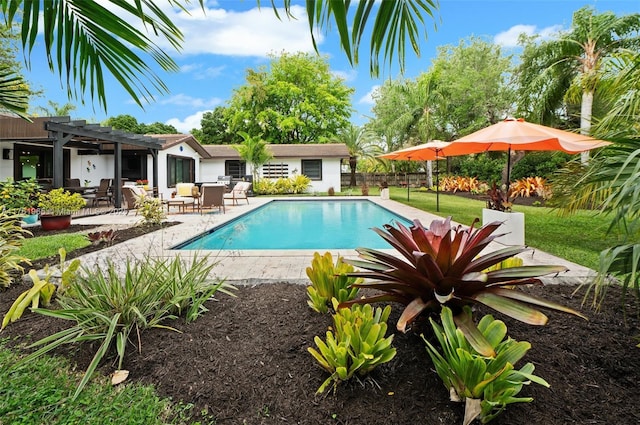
38;188;86;230
0;177;41;224
482;182;524;245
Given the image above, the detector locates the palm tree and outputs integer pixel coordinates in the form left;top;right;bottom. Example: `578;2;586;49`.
339;124;376;187
0;0;438;114
234;132;273;183
516;6;640;160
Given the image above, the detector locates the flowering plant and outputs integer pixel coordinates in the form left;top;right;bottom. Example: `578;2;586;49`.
136;179;149;186
0;178;41;214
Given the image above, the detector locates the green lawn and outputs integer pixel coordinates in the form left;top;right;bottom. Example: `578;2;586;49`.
17;233;90;261
388;187;623;270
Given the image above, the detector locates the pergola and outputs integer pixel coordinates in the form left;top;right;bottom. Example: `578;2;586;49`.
0;116;165;208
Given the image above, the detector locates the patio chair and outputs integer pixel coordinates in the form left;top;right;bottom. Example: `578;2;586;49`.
223;181;251;205
65;178;81;188
85;178;112;207
121;186;144;214
198;184;225;214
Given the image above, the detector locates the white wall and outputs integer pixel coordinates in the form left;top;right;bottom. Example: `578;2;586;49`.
157;143;202;199
69;151;112;186
0;142;13;180
200;156;343;193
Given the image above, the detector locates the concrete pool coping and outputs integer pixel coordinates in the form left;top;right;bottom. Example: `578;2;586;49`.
70;196;596;286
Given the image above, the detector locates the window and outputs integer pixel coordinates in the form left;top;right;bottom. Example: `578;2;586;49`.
225;160;246;179
301;159;322;180
167;155;195;187
262;163;289;178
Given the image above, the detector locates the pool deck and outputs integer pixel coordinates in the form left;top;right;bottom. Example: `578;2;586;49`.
69;196;596;286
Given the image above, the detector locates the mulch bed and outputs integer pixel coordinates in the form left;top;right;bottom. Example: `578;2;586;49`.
2;222;640;424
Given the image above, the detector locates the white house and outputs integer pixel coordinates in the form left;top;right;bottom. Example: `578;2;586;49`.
201;143;349;192
0;116;349;203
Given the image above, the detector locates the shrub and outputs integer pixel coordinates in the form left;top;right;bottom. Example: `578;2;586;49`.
306;252;361;313
510;177;549;199
0;177;41;214
425;306;549;424
39;188;86;215
342;217;586;350
510;151;571;181
15;255;235;398
290;174;311;194
253;179;278;195
135;196;166;225
308;300;396;393
455;153;505;183
0;212;31;287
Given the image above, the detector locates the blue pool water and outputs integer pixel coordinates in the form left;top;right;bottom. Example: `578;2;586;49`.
175;200;412;250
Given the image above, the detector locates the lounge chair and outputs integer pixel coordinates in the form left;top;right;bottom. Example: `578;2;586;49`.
224;181;251;205
122;186;143;214
198;184;225;214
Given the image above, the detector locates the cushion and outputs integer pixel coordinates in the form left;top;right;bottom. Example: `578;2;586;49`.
176;183;194;197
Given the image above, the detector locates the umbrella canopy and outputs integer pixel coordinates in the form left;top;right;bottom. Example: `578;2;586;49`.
449;118;611;154
379;140;450;161
380;140;449;209
448;118;612;186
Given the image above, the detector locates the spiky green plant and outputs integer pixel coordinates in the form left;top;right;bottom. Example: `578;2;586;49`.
0;212;31;287
308;300;396;394
343;217;587;350
306;252;361;313
425;306;549;425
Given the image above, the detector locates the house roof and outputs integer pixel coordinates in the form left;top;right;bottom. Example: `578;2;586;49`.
203;143;349;159
148;134;211;158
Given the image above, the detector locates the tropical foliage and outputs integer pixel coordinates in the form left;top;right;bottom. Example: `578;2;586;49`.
15;255;235;398
425;306;549;425
308;300;396;394
233;132;273;183
306;252;361;314
0;177;40;213
342;217;586;348
38;188;86;215
0;211;30;287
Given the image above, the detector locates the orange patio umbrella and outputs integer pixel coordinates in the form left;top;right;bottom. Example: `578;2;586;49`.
448;118;612;185
380;140;449;209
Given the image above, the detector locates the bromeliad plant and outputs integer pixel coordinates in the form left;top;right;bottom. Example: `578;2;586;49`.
343;217;586;346
308;300;396;394
425;306;549;425
306;252;361;313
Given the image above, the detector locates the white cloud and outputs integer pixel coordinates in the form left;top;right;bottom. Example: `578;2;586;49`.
158;94;222;109
359;85;380;105
151;3;320;57
494;24;562;47
166;110;208;133
331;69;357;82
180;63;226;79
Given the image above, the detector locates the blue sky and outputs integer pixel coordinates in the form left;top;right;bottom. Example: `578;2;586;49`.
21;0;638;133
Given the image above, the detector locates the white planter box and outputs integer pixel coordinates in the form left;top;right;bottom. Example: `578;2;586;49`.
482;208;525;246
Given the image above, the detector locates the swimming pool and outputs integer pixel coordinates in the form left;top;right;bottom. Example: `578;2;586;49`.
175;199;412;250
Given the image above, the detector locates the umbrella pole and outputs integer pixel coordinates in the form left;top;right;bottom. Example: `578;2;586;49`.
506;147;512;190
436;150;440;212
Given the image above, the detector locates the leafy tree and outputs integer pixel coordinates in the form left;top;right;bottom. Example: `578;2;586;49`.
194;107;236;145
227;52;354;144
139;122;178;134
233;132;273;183
104;114;176;134
104;114;141;133
1;0;438;113
428;37;515;139
33;100;76;117
515;6;640;160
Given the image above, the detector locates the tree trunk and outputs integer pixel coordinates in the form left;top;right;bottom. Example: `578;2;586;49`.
502;151;526;188
349;156;357;187
425;161;433;188
580;90;594;164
